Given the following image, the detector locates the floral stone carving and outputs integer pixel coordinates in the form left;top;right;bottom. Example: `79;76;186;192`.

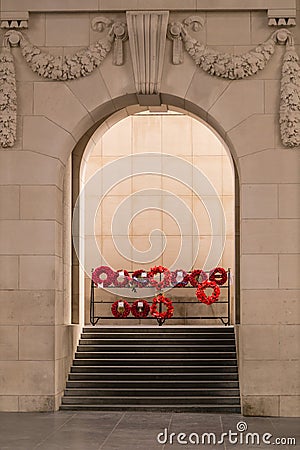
0;36;16;148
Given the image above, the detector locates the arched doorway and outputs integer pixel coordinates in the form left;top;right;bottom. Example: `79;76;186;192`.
71;104;239;327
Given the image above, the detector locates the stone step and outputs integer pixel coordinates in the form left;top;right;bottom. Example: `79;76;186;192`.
77;345;236;352
75;351;237;359
64;388;240;397
60;404;242;413
81;333;235;340
79;338;236;345
72;358;238;366
66;380;239;389
69;372;239;380
62;396;241;405
83;327;234;334
70;364;238;373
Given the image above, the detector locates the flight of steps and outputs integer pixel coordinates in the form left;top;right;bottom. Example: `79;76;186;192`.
60;326;241;413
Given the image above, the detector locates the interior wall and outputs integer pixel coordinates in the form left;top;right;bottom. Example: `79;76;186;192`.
81;111;235;325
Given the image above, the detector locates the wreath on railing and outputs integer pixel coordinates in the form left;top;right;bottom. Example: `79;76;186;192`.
131;299;150;318
92;265;116;287
111;299;131;318
132;269;149;288
150;294;174;320
189;269;208;287
113;269;131;288
171;269;189;287
148;265;171;290
209;267;227;285
196;280;220;305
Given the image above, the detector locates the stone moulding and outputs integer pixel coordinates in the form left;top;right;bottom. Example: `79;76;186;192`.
167;20;300;148
0;13;299;149
126;11;169;95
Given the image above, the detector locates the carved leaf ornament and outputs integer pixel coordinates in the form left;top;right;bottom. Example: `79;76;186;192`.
0;15;299;148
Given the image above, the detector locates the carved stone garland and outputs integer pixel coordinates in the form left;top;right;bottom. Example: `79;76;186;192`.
0;17;127;148
0;15;299;149
168;20;300;148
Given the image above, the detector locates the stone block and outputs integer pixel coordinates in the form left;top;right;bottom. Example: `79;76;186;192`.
280;396;300;417
281;361;300;395
23;116;75;164
241;360;281;395
66;69;111;113
34;82;94;140
279;184;300;218
193;156;223;195
0;291;55;325
0;220;57;255
280;325;300;360
242;395;279;417
20;256;62;290
19;326;55;360
241;184;278;219
0;396;19;412
239;149;300;184
242;219;300;254
0;326;18;361
0;361;54;395
20;185;63;223
207;11;251;45
161;115;192;155
240;325;280;360
132;115;161;153
228;115;275;157
19;395;55;412
0;256;19;290
240;254;278;289
45;13;90;46
265;80;280;114
209;80;264;132
185;69;229;114
279;254;300;289
0;151;64;187
102;116;132;156
16;82;34;116
0;186;19;220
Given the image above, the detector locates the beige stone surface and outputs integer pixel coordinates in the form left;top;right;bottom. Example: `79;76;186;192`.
0;361;54;395
0;326;18;361
279;254;300;290
16;82;34;116
23;116;76;164
280;396;300;417
241;184;278;219
0;151;64;187
34;82;94;140
19;395;55;412
0;291;55;326
45;13;90;46
0;396;19;412
0;256;18;290
19;326;55;360
207;11;251;45
239;149;300;184
280;325;300;360
281;361;300;395
279;184;300;219
242;395;279;417
0;221;58;255
241;290;300;325
241;360;281;395
242;219;300;254
102;118;132;156
20;185;63;223
240;325;280;360
0;186;19;220
228;115;275;157
209;80;264;132
20;256;62;290
264;80;280;114
241;255;278;289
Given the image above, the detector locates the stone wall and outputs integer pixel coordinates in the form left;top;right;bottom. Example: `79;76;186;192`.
0;1;299;414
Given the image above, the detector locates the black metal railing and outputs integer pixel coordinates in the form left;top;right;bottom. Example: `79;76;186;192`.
90;269;231;327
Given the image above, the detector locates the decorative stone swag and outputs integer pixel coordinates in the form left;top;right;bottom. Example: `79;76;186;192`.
0;12;299;149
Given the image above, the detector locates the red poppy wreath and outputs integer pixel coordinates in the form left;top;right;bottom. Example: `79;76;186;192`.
111;299;131;318
131;299;150;318
148;265;171;290
196;280;220;306
92;265;116;287
209;267;227;286
150;294;174;320
132;269;149;288
113;269;131;288
189;269;208;287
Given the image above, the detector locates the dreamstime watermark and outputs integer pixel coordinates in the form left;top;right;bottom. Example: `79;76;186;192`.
156;421;297;446
72;153;227;298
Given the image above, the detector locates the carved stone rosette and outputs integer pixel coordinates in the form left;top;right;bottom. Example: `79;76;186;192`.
126;11;169;95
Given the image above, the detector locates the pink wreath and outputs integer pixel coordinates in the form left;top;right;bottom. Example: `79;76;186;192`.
92;266;116;287
113;269;131;288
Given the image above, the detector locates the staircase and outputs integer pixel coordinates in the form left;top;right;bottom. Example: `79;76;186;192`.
60;326;241;413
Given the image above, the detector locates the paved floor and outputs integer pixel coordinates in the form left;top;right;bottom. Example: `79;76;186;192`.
0;411;298;450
